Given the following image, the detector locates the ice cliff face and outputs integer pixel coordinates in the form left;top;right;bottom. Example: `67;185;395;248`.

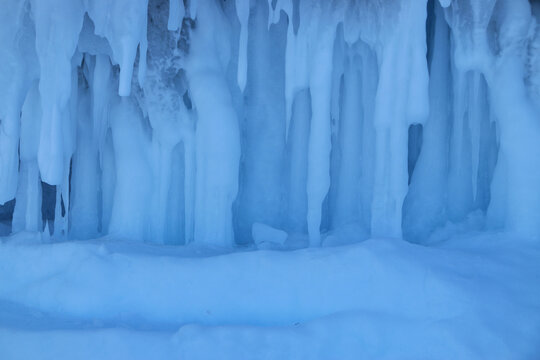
1;0;539;246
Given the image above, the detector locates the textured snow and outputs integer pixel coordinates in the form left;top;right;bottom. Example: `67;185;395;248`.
0;231;539;358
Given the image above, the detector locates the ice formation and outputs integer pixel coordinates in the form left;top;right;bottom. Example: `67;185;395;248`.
1;0;540;247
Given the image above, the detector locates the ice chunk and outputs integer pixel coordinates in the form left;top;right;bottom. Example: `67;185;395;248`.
252;222;288;248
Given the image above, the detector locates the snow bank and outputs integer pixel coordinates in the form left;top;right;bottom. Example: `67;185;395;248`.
0;233;539;358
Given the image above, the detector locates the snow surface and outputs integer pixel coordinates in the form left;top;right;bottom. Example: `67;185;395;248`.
1;230;539;359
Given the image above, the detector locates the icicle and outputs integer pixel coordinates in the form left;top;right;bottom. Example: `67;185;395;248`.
236;0;250;92
92;55;113;160
186;1;240;246
108;97;152;242
189;0;198;19
12;82;43;233
32;0;85;185
284;23;296;138
370;0;429;238
468;72;488;201
53;188;63;238
332;51;362;229
0;0;38;204
70;89;99;239
402;1;451;242
305;9;336;246
85;0;149;96
183;131;196;244
168;0;185;31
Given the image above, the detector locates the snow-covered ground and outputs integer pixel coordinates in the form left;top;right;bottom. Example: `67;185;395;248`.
1;230;539;359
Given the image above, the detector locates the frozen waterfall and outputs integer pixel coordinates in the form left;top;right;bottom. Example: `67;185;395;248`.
1;0;540;247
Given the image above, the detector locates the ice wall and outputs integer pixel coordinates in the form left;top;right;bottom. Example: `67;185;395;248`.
1;0;540;246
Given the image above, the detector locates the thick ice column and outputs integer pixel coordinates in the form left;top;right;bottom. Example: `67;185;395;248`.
31;0;84;186
306;28;335;246
108;97;152;242
358;44;378;232
100;133;116;235
149;142;172;243
332;53;362;229
185;0;240;246
70;90;99;239
486;4;540;237
402;2;451;241
183;132;196;244
446;70;474;222
447;0;540;238
0;0;38;204
370;0;430;239
92;55;113;155
236;0;287;242
89;55;115;235
0;93;24;205
488;0;540;238
286;89;310;233
12;83;43;233
12;163;42;234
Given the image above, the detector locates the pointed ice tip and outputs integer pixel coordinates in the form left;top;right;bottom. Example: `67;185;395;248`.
238;74;246;93
439;0;451;7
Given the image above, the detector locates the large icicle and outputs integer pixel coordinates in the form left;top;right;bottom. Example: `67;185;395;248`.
12;83;42;233
168;0;185;31
305;3;338;246
402;1;451;242
31;0;85;185
236;0;250;91
70;88;99;239
236;0;287;243
446;0;540;238
108;97;152;242
186;0;240;247
0;0;38;204
369;0;430;238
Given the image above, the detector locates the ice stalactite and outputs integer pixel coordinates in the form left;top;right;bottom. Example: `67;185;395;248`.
85;0;149;96
403;1;451;241
236;0;286;242
168;0;185;31
369;0;430;239
0;0;38;205
31;0;85;186
286;88;310;234
445;0;540;238
12;84;42;233
331;49;362;231
186;0;240;246
145;0;193;244
70;86;99;239
108;97;152;241
298;2;345;246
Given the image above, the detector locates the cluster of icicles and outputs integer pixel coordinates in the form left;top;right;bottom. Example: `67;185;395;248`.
1;0;540;247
